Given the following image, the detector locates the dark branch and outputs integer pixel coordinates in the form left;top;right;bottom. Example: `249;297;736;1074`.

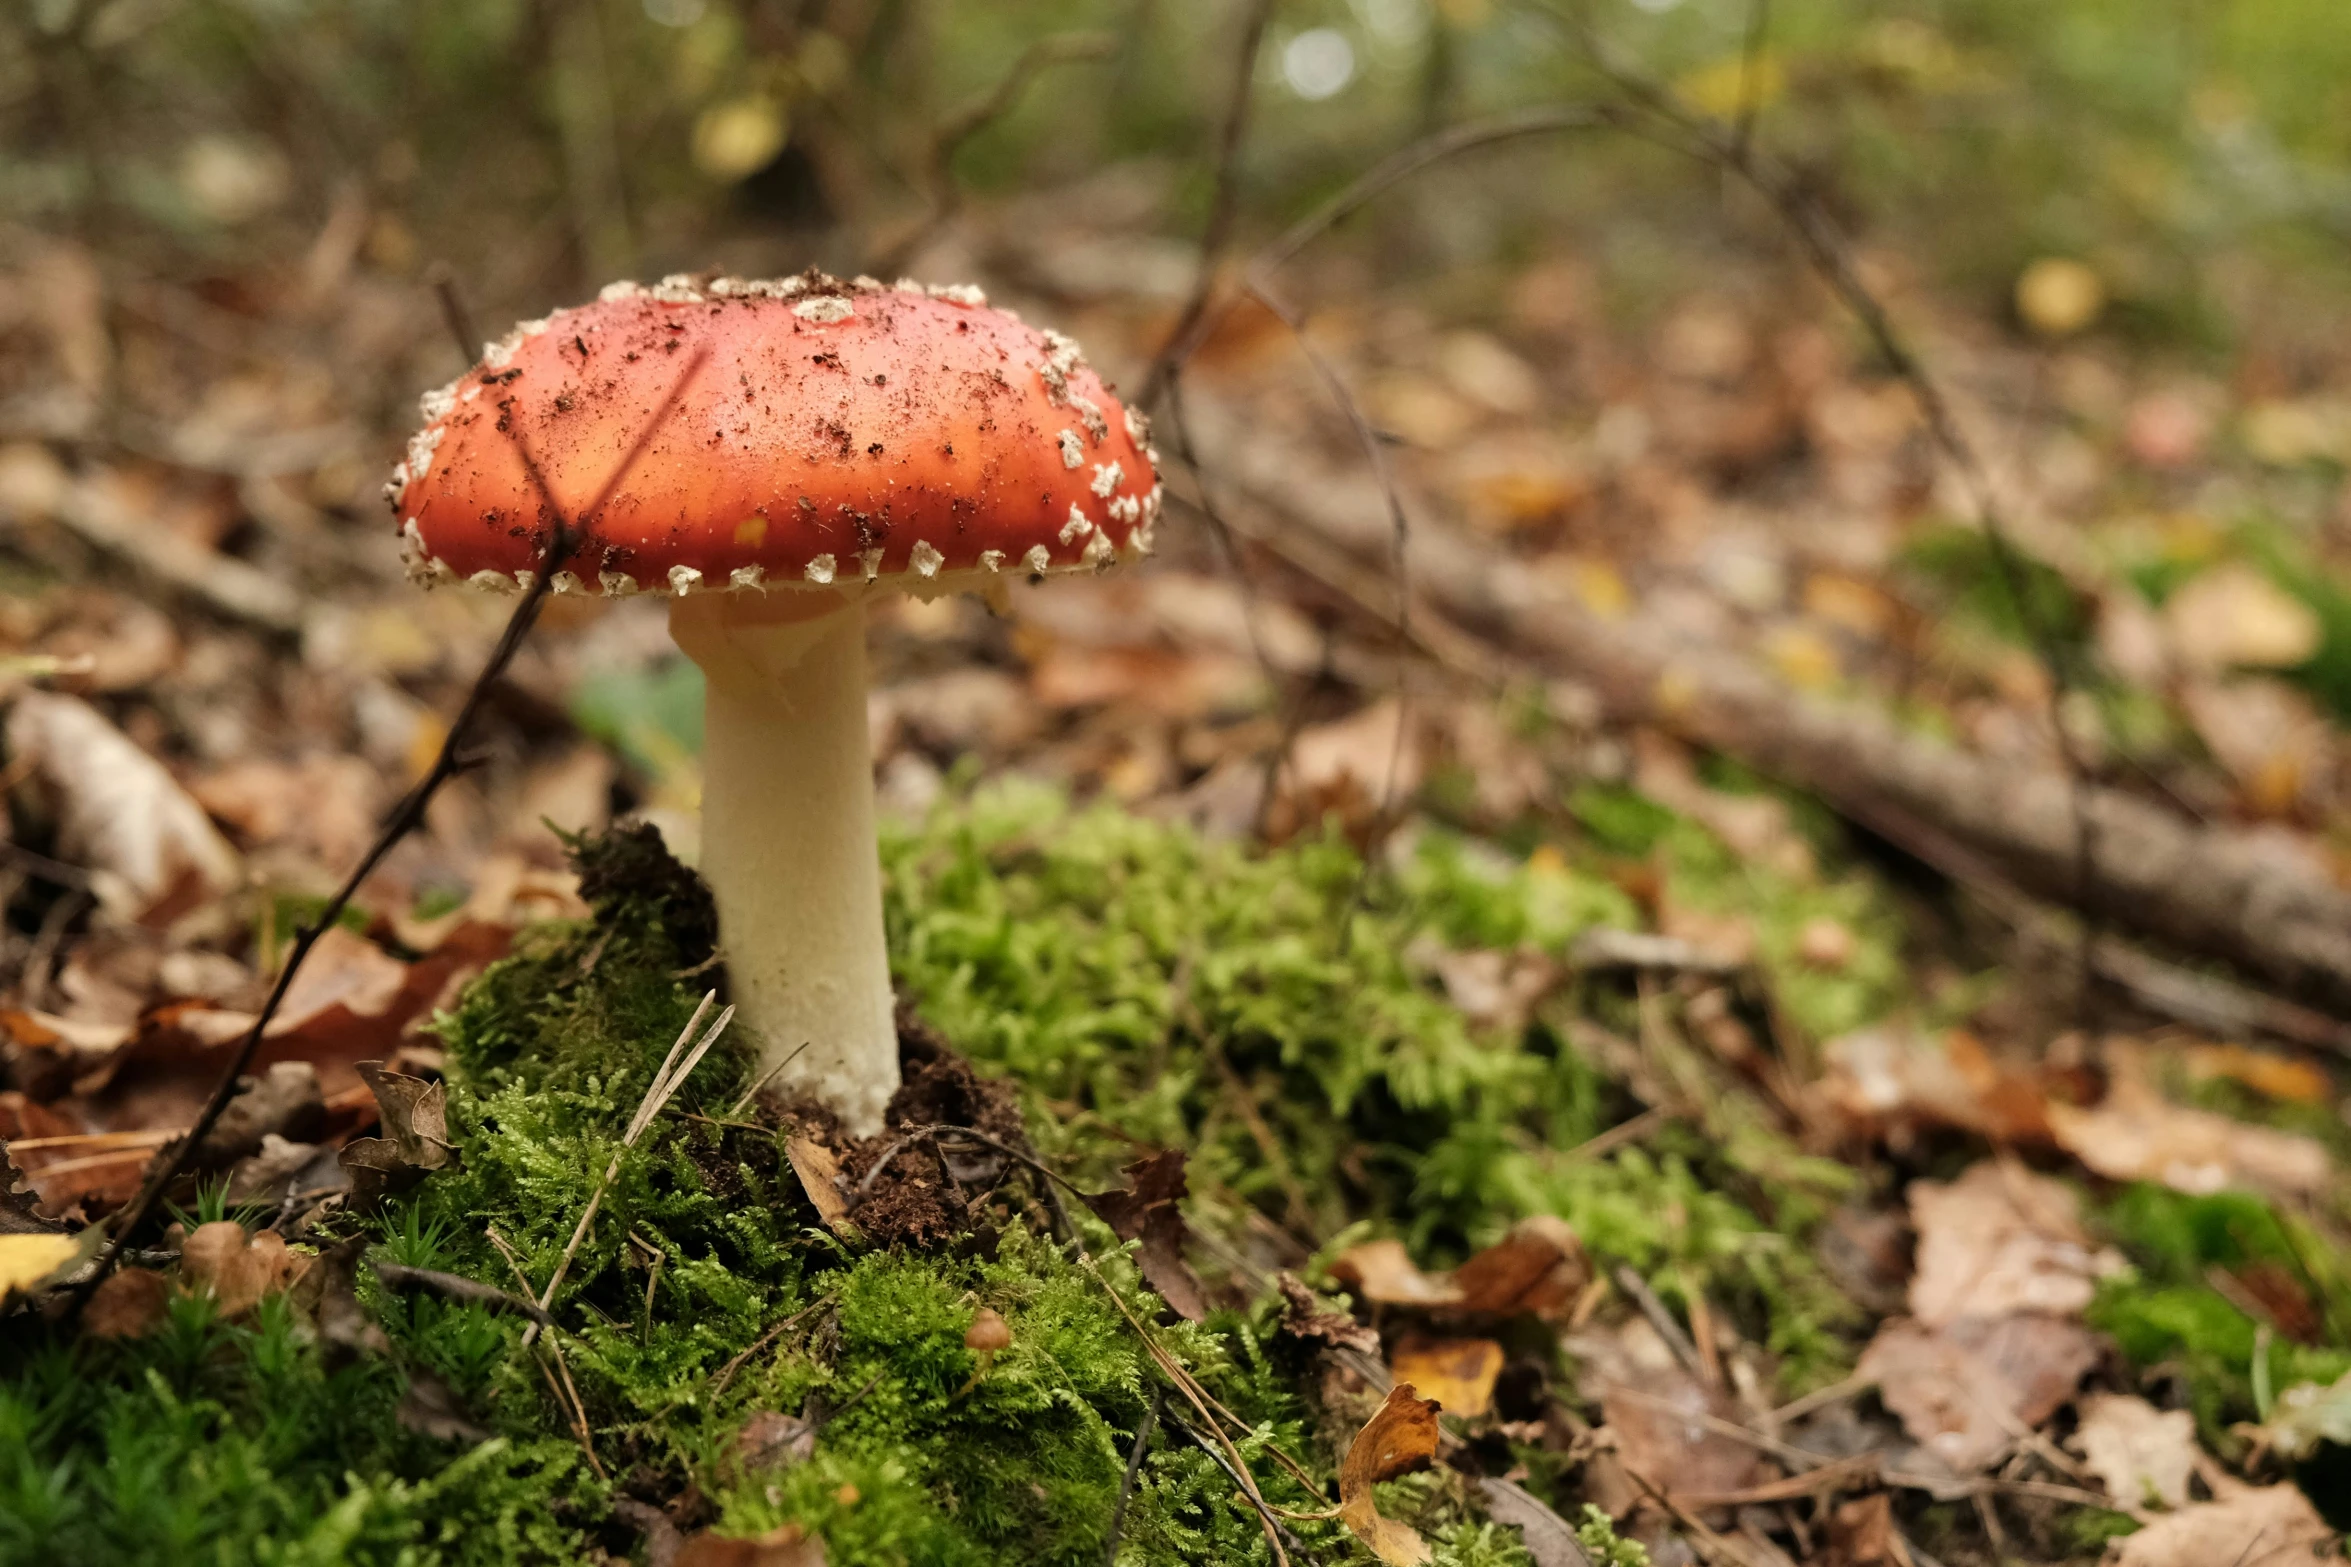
1138;0;1278;407
67;340;712;1313
373;1260;552;1325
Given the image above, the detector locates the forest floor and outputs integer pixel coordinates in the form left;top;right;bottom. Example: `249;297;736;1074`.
4;165;2351;1567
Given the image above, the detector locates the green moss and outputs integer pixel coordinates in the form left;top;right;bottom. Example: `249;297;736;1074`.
9;786;1911;1560
886;782;1867;1385
0;1292;588;1566
2088;1185;2351;1450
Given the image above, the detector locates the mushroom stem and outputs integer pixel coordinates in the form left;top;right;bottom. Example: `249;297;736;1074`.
669;591;897;1135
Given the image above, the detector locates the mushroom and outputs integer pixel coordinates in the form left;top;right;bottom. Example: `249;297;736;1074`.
387;271;1161;1134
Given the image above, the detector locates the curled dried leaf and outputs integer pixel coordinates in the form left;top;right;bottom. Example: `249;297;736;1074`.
1339;1383;1442;1567
340;1061;455;1210
1080;1149;1207;1321
180;1220;299;1315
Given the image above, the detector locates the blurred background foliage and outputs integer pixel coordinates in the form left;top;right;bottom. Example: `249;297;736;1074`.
11;0;2351;357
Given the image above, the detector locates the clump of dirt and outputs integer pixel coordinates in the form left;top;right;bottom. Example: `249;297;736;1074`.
566;821;719;970
813;1014;1032;1248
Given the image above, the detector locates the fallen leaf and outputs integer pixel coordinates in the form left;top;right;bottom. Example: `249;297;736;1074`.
2259;1369;2351;1463
1389;1335;1504;1418
675;1523;829;1566
1331;1239;1464;1308
1578;1316;1764;1506
1859;1314;2103;1471
339;1061;454;1209
309;1233;390;1359
1339;1383;1443;1567
1275;1271;1380;1355
5;691;241;921
1080;1150;1208;1322
194;1059;325;1170
82;1265;169;1340
0;1229;90;1301
785;1134;855;1235
1330;1218;1588;1317
1826;1493;1902;1565
1820;1027;2055;1146
2047;1075;2331;1198
2106;1478;2336;1566
2073;1392;2197;1509
179;1220;299;1315
1452;1216;1589;1316
1907;1161;2120;1327
2163;565;2322;671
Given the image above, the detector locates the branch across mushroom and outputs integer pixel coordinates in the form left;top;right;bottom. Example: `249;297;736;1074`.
388;270;1162;1134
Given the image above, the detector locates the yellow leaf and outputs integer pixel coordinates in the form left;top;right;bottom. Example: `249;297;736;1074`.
1339;1384;1442;1566
1388;1336;1503;1418
0;1230;91;1302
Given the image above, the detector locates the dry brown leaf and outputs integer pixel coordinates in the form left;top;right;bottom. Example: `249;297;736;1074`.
1339;1383;1443;1567
82;1265;169;1339
2072;1392;2197;1510
1330;1239;1464;1308
1389;1335;1504;1418
1821;1027;2055;1146
1330;1218;1587;1317
1275;1271;1380;1355
1858;1314;2102;1471
1079;1150;1207;1322
1579;1316;1764;1506
675;1523;829;1566
1907;1161;2120;1327
180;1221;299;1315
5;691;241;921
786;1135;855;1234
2047;1075;2332;1198
1826;1493;1902;1565
1453;1216;1588;1315
338;1061;453;1209
2105;1478;2336;1566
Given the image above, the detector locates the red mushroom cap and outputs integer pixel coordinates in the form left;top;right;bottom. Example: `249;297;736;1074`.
386;272;1162;597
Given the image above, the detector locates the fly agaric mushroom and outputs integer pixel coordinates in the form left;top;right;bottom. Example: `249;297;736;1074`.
387;271;1160;1133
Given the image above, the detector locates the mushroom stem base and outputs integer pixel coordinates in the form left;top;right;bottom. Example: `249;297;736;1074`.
670;593;896;1135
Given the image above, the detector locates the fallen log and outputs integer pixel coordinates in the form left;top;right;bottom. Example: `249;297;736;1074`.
1184;395;2351;1020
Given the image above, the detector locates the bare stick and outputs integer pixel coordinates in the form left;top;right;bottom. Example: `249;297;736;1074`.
870;32;1116;275
70;342;713;1311
1138;0;1278;407
427;262;479;362
373;1261;554;1325
1103;1386;1164;1566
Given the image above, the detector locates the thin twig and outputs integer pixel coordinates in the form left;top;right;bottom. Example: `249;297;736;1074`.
727;1037;811;1118
524;996;732;1346
870;32;1116;275
69;341;712;1313
1611;1265;1708;1385
709;1295;835;1401
1545;0;2107;1016
1138;0;1278;408
1730;0;1773;156
427;262;479;362
373;1260;553;1325
486;1223;606;1480
1160;1410;1305;1563
1104;1387;1164;1566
